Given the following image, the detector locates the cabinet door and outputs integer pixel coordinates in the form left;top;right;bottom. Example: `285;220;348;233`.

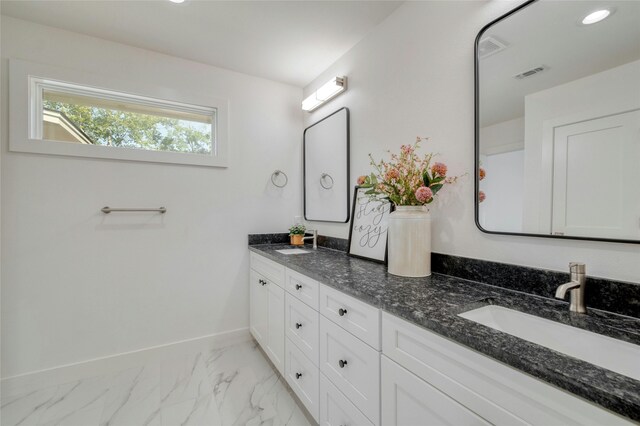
265;280;285;375
382;356;490;426
250;269;268;346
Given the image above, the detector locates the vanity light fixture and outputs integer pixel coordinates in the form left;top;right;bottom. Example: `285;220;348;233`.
581;9;611;25
302;76;347;112
169;0;185;3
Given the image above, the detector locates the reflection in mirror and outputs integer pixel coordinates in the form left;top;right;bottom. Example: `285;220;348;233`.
476;0;640;242
304;108;350;222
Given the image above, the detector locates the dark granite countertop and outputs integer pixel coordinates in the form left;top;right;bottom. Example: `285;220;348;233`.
249;243;640;422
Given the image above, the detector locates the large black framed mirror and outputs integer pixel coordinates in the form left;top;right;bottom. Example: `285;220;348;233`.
475;0;640;244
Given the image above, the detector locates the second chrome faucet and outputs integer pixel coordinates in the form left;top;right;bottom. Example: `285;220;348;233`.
302;229;318;249
555;262;587;313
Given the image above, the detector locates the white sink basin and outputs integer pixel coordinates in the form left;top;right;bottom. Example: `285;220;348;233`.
458;305;640;380
275;248;310;255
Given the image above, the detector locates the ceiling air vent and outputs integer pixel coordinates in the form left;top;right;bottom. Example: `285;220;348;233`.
478;36;508;59
514;66;547;80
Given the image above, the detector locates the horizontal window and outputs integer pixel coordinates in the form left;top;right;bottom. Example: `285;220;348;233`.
36;80;215;155
9;59;228;167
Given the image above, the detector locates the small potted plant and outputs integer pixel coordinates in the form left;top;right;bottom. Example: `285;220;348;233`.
289;224;306;246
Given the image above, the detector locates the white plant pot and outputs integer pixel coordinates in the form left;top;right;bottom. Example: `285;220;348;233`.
387;206;431;277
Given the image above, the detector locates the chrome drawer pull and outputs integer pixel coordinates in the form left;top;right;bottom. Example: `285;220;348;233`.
338;308;348;316
296;372;303;379
295;284;302;290
295;322;302;329
339;359;348;368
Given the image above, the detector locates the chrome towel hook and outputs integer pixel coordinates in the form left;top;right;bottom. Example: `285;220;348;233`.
320;173;334;189
271;170;288;188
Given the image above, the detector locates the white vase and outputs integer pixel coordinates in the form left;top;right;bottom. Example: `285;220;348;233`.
387;206;431;277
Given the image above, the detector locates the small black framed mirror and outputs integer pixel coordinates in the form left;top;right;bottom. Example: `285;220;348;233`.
303;107;350;222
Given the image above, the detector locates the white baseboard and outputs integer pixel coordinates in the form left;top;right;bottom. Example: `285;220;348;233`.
1;327;252;397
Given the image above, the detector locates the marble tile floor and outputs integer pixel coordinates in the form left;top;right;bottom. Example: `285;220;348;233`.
1;341;313;426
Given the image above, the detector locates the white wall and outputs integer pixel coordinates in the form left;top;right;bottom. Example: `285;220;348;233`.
479;117;525;232
302;1;640;284
1;16;302;378
479;150;524;233
479;117;523;155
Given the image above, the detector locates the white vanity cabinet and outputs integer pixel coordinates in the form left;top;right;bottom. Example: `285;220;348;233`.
381;312;633;426
250;252;632;426
249;253;286;375
250;254;379;425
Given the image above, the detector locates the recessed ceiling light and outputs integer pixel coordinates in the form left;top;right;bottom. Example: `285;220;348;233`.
581;9;611;25
169;0;185;3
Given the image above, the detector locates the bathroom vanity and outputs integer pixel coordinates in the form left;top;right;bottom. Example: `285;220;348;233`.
248;244;639;425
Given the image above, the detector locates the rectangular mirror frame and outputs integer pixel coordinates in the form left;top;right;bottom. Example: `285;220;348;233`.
303;107;351;223
474;0;639;245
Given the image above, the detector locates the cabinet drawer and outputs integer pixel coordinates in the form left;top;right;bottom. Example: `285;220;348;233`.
320;373;375;426
320;316;380;425
285;268;320;310
286;293;320;366
381;355;490;426
319;284;380;349
250;252;285;287
285;338;319;422
382;312;632;426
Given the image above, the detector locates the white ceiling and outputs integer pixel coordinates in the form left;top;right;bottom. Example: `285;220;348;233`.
479;0;640;127
0;0;403;87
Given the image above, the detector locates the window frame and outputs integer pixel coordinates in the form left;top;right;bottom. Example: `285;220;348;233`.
10;59;229;167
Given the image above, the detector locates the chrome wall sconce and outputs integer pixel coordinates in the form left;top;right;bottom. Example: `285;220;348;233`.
302;76;347;112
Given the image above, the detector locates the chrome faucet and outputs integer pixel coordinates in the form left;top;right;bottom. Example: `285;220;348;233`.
303;229;318;249
555;262;587;313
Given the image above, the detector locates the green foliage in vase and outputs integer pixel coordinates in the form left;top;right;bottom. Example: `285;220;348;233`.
357;137;461;206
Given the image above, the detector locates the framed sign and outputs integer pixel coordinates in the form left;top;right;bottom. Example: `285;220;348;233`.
347;186;392;263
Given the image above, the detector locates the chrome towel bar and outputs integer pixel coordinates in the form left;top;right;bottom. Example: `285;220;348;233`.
101;206;167;214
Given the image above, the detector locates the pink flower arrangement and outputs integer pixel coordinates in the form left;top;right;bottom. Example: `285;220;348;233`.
479;167;486;181
478;190;486;203
358;137;460;206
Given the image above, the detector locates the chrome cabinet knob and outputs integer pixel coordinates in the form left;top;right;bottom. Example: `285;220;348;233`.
338;308;347;316
338;359;348;368
295;322;302;329
296;372;302;379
